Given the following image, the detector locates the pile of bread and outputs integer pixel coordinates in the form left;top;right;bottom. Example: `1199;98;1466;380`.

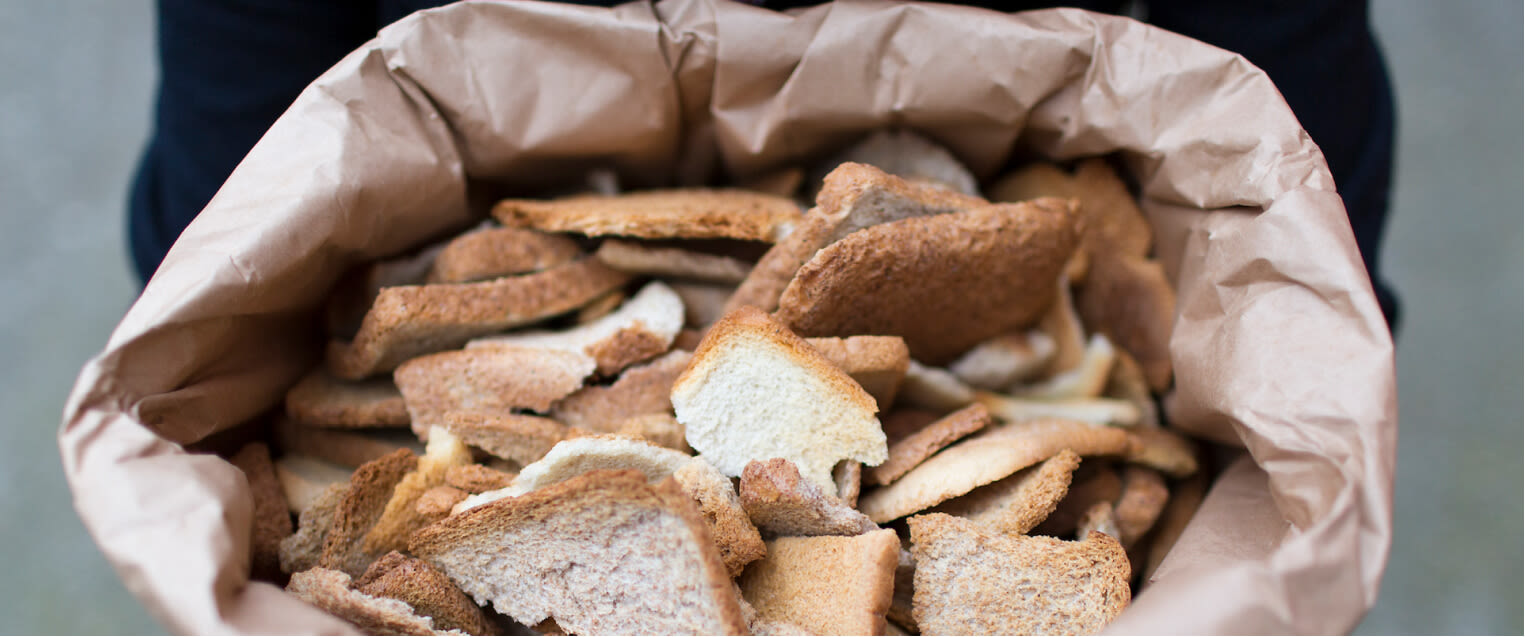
228;132;1205;635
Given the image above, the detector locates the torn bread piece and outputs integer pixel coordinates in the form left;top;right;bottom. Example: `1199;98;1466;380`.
435;411;578;468
327;258;629;379
804;335;910;409
909;514;1130;635
410;470;747;635
858;419;1131;523
740;458;878;537
612;413;690;453
594;239;753;284
326;240;448;339
493;188;801;242
672;306;887;494
550;350;692;432
988;159;1153;284
276;454;354;513
285;367;410;428
363;428;474;555
725;162;985;315
1114;466;1170;547
286;567;455;636
274;417;423;468
933;448;1081;536
453;435;693;513
320;448;418;578
468;280;684;377
229;442;292;581
1032;462;1124;537
669;281;734;328
394;345;594;427
426;226;581;284
444;464;518;494
900;360;976;412
975;390;1141;427
946;329;1056;391
574;290;626;324
280;482;347;575
738;529;900;636
1077;251;1176;392
1076;501;1122;541
775;199;1079;365
1011;332;1116;399
674;458;767;577
868;404;991;486
1125;426;1199;478
415;486;468;524
355;552;496;636
811;129;980;197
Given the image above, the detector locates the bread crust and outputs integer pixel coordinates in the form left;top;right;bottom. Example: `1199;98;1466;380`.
426;227;581;284
493;189;801;242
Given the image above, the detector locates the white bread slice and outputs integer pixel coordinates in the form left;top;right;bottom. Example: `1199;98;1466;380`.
671;306;887;493
909;513;1131;635
469;280;684;376
737;529;900;636
409;470;747;635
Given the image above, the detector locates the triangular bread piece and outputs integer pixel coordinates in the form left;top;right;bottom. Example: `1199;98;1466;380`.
909;513;1130;635
671;306;887;493
493;189;801;242
409;470;747;635
737;529;900;636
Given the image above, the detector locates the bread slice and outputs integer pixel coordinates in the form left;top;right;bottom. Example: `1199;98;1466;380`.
974;389;1141;426
1125;426;1199;478
1076;252;1176;391
469;281;684;377
1011;333;1116;399
933;448;1081;535
987;159;1153;285
228;442;293;581
434;411;576;467
1114;466;1169;546
426;226;582;284
671;306;887;493
444;464;518;494
725;162;985;315
280;482;348;575
325;240;447;339
804;335;910;409
946;329;1056;391
612;413;691;453
669;281;735;328
909;513;1131;635
867;404;991;486
809;130;980;197
775;199;1079;364
395;345;595;425
273;416;423;468
1032;462;1124;537
594;239;753;284
355;552;495;635
285;366;410;427
409;470;747;635
453;435;693;513
363;428;475;555
326;258;629;379
275;454;354;513
740;458;877;537
493;188;801;242
286;567;452;636
857;419;1131;523
737;529;900;636
899;361;977;412
320;448;419;577
550;350;692;432
673;458;767;577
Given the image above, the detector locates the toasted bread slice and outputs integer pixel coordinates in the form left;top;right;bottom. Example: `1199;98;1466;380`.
435;411;576;467
1115;466;1169;547
867;404;991;486
804;335;910;409
1125;426;1198;478
426;227;581;284
1077;252;1176;391
285;367;410;428
737;529;900;636
574;289;626;324
947;329;1056;391
725;162;985;315
1032;462;1124;537
395;345;594;426
468;281;684;377
775;200;1079;364
900;361;977;412
444;464;518;494
327;258;629;379
1070;158;1153;262
674;458;767;577
909;513;1130;635
229;442;293;581
933;448;1080;535
594;239;753;284
410;470;747;635
275;454;354;513
493;189;801;242
857;419;1130;523
280;482;348;575
320;448;418;577
672;306;887;493
285;567;448;636
549;350;692;433
355;552;495;635
740;458;877;537
326;240;447;339
363;428;475;555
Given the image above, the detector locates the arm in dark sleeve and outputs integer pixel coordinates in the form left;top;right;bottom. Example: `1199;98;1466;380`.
1145;0;1400;332
128;0;379;284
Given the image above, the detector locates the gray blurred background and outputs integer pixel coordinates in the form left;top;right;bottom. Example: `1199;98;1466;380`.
1;1;1518;634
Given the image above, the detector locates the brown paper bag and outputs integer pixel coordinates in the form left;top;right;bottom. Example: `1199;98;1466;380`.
61;0;1396;633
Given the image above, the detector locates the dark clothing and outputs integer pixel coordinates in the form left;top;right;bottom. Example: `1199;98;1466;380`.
129;0;1399;331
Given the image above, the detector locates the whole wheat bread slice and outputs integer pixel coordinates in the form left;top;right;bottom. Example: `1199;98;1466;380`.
737;528;900;636
409;470;747;635
671;306;887;494
320;448;419;577
468;281;684;377
363;428;475;555
909;513;1131;635
426;226;581;284
493;189;801;242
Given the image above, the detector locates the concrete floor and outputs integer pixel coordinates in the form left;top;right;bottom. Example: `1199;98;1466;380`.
1;1;1517;634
